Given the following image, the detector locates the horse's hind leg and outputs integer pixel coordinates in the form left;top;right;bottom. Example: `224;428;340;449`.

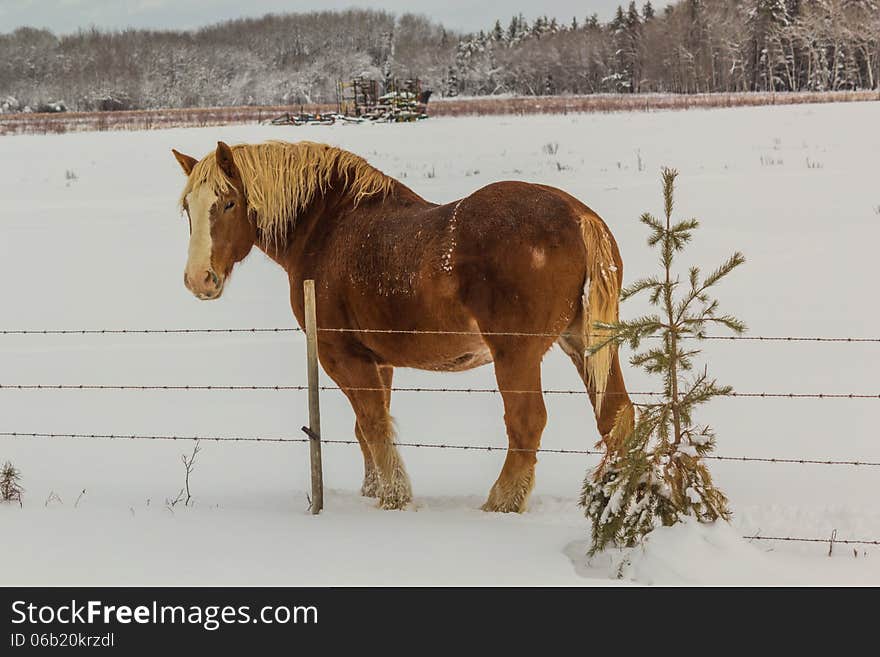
355;366;393;498
481;340;548;513
557;316;632;440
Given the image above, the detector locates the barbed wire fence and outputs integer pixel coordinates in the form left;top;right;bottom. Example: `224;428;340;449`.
3;430;880;467
3;325;880;342
0;383;878;399
3;303;880;548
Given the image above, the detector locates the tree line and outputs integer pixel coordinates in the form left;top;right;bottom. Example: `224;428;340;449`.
0;0;877;113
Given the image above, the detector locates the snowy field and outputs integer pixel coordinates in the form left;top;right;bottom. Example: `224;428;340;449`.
1;102;879;586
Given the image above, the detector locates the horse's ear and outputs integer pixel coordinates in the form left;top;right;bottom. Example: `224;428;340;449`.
171;149;198;176
215;141;242;189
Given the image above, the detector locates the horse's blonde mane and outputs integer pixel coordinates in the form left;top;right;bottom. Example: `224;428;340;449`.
180;141;395;246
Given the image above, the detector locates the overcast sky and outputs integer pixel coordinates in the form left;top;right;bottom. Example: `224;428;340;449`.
0;0;670;35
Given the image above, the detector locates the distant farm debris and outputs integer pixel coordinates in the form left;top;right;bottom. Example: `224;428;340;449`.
35;100;68;113
1;96;22;113
337;78;431;122
82;92;134;112
269;78;431;126
269;111;339;126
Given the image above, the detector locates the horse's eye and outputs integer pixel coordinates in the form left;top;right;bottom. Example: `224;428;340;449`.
224;201;235;211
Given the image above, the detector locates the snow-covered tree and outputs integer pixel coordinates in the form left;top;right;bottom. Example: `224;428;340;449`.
747;0;791;89
0;2;877;110
491;20;504;43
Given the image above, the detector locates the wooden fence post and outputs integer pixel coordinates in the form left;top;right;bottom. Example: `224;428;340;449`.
303;279;324;514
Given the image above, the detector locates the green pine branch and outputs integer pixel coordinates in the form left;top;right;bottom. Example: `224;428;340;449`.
580;166;744;555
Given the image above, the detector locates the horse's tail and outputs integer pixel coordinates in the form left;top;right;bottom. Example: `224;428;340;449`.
577;212;621;418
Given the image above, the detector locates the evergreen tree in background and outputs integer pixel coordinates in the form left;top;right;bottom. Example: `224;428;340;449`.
506;15;519;43
747;0;791;90
611;5;627;31
580;168;745;555
492;20;504;43
625;1;644;92
444;66;458;97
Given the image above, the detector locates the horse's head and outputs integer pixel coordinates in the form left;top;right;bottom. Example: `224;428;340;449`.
172;142;256;300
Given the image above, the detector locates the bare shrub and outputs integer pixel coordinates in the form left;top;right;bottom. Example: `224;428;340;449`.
0;461;24;505
181;441;201;506
166;441;202;511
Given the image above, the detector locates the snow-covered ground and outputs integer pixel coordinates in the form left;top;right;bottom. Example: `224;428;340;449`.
1;103;879;585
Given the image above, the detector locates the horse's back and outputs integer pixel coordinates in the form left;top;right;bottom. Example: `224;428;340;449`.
449;180;591;270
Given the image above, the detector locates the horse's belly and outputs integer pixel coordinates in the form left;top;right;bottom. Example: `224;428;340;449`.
381;340;493;372
427;346;494;372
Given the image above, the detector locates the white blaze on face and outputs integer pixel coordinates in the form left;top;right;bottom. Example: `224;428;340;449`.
185;185;218;281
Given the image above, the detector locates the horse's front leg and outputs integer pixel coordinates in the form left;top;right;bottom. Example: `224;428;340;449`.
354;365;394;498
323;351;411;510
354;422;379;497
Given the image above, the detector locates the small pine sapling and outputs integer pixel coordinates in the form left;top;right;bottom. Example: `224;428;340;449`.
580;167;746;554
1;461;24;505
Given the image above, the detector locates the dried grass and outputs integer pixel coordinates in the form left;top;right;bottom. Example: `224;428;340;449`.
1;91;877;136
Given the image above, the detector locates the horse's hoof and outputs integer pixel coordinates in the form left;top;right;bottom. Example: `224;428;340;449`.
377;483;412;510
360;470;380;498
480;499;525;513
482;477;532;513
378;495;411;510
375;467;412;510
481;483;530;513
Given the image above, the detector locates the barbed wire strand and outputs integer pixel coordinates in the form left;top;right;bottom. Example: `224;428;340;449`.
316;328;880;342
2;326;880;342
2;431;880;467
0;328;301;335
745;535;880;546
0;383;877;399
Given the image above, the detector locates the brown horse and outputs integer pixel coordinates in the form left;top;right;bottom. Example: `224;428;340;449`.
172;140;634;512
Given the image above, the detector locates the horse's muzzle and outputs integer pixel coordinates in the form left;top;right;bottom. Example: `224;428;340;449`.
184;268;224;300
